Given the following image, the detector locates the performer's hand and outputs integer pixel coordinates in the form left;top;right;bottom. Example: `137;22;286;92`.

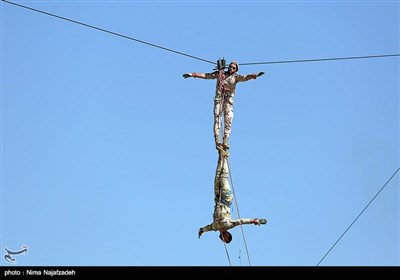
198;229;204;239
182;73;192;79
257;71;265;77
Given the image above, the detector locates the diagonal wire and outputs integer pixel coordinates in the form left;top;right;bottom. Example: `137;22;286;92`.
1;0;216;65
316;167;400;266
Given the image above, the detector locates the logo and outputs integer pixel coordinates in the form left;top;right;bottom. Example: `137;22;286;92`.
3;245;28;264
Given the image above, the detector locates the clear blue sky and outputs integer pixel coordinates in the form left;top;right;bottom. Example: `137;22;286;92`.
1;0;399;266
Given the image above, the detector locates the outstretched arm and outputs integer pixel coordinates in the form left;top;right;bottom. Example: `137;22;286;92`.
243;71;265;81
228;218;267;229
198;224;214;239
182;73;207;79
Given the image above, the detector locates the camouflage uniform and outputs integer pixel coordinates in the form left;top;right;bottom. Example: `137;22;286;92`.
203;71;253;147
199;156;255;233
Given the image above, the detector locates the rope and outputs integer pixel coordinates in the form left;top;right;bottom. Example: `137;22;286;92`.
227;158;252;266
215;70;226;145
221;236;232;266
214;69;236;266
215;84;252;266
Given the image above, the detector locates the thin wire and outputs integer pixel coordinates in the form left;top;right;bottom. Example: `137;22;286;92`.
221;237;232;266
1;0;215;65
240;54;400;66
227;157;252;266
316;167;400;266
4;1;399;68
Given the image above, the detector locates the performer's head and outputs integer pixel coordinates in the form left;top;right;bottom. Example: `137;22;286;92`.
228;61;239;74
219;229;233;244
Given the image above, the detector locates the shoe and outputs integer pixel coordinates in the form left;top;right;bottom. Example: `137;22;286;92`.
253;218;267;225
258;218;267;224
222;138;229;150
198;228;204;239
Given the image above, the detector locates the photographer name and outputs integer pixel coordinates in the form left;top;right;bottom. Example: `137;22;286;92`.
4;269;76;277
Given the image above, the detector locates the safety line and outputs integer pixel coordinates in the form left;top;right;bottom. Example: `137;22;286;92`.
222;238;232;266
316;167;400;266
227;157;252;266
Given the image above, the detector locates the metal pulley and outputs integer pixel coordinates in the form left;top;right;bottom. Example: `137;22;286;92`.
214;58;226;71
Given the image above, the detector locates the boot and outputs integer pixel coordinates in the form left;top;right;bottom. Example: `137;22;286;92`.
253;218;267;225
222;138;230;150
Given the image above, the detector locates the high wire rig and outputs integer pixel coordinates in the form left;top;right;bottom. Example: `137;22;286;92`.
2;0;399;68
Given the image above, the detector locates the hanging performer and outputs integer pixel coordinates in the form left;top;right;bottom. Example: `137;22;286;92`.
183;60;264;151
198;147;267;244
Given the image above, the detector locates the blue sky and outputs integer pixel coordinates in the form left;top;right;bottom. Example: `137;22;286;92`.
1;0;399;266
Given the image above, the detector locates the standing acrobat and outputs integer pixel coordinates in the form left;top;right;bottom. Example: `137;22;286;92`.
183;61;264;150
